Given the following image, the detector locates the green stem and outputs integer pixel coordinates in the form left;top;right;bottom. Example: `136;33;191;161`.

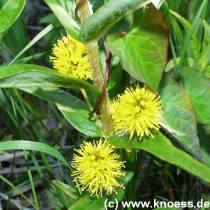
77;0;114;137
80;88;100;125
80;88;93;111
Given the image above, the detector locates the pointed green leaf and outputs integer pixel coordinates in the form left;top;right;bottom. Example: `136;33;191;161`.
196;21;210;69
80;0;147;42
0;64;98;94
107;4;168;90
159;76;200;155
21;87;102;137
0;140;70;168
182;68;210;124
52;180;79;200
0;0;26;35
170;10;200;60
108;133;210;184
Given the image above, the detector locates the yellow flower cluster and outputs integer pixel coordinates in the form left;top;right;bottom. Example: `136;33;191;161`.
72;139;125;198
50;35;92;80
52;36;163;198
112;85;163;139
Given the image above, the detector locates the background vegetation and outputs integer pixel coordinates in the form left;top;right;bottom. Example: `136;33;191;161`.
0;0;210;209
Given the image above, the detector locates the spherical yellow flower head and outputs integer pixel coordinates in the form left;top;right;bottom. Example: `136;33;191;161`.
112;85;163;139
72;140;125;198
50;35;92;80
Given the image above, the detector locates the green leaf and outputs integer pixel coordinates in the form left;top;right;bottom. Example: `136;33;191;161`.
108;133;210;184
107;4;168;90
67;173;129;210
60;110;102;137
80;0;148;42
196;20;210;69
203;20;210;51
0;140;70;168
21;87;102;137
205;65;210;79
182;68;210;124
68;195;105;210
165;57;194;72
170;10;200;60
3;14;28;56
0;0;26;35
43;0;80;40
68;191;125;210
0;64;98;94
10;24;54;64
199;125;210;166
159;76;200;155
52;180;79;200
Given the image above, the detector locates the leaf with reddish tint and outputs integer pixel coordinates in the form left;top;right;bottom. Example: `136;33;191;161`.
107;4;168;90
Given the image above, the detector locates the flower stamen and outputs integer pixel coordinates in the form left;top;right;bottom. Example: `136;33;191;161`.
50;35;93;80
111;85;163;139
72;139;125;198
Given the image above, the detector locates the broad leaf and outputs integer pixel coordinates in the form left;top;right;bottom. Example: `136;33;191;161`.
107;4;168;90
0;140;70;168
159;76;200;155
0;0;26;35
21;87;102;137
60;110;102;137
0;64;97;94
80;0;147;42
182;68;210;124
108;133;210;184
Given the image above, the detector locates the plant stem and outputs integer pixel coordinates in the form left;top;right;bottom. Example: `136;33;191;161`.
80;88;100;123
80;88;93;111
77;0;114;137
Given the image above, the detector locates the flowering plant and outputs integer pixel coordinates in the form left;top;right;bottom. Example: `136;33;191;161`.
0;0;210;209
